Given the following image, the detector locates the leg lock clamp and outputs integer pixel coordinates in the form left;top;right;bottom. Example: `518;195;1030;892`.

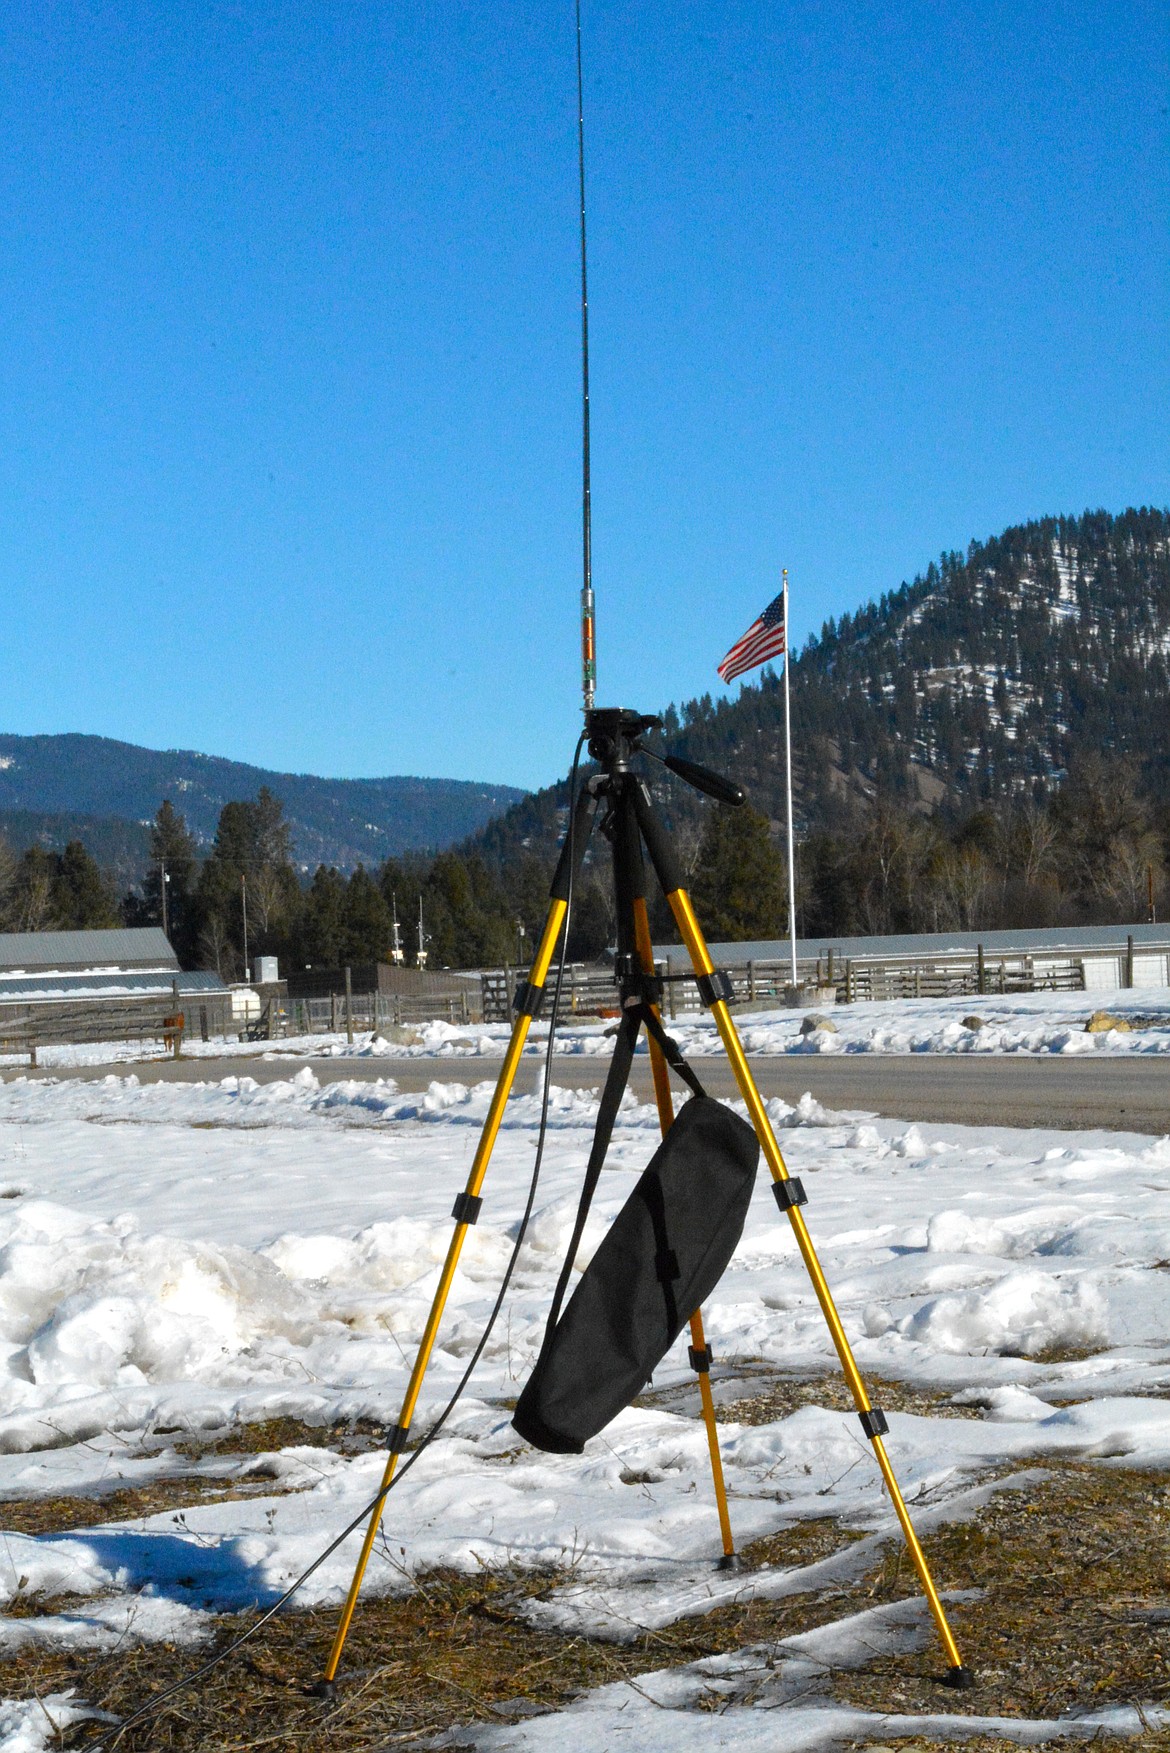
621;974;663;1008
772;1177;807;1212
513;981;546;1019
386;1423;410;1455
858;1407;888;1439
696;969;735;1009
452;1192;483;1226
688;1345;712;1374
614;956;663;1009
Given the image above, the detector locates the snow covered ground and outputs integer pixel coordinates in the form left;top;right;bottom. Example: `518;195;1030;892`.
3;984;1170;1076
1;1057;1170;1747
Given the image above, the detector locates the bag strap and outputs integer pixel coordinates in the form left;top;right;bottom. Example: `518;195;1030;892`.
639;1003;707;1101
536;1002;638;1351
535;998;707;1356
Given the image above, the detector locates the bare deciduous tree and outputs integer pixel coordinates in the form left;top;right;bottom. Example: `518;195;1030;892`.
199;913;238;982
0;836;15;927
1093;833;1164;922
928;844;994;931
1008;802;1060;890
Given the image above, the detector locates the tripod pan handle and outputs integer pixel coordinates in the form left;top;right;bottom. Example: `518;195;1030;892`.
663;755;746;807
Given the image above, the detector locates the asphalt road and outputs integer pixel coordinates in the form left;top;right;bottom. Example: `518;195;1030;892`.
4;1049;1167;1134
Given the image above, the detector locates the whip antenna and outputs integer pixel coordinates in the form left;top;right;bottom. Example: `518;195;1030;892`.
576;0;595;711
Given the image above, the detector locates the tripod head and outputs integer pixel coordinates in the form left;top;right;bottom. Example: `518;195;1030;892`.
585;707;746;806
585;707;658;773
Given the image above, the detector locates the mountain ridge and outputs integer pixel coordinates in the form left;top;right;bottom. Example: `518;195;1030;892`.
470;505;1170;867
0;732;524;875
7;507;1167;892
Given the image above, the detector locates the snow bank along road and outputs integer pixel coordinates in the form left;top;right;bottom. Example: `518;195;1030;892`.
5;1051;1166;1133
3;991;1167;1130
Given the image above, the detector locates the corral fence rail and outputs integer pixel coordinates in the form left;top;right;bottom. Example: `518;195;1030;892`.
481;942;1123;1024
834;950;1085;1004
5;932;1158;1058
280;989;477;1040
0;996;231;1066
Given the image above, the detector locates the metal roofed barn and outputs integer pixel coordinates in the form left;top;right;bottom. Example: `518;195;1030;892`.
0;926;179;976
0;928;233;1063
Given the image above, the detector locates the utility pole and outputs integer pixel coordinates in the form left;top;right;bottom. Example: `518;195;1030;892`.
241;873;249;981
159;861;169;938
391;893;404;965
416;896;428;969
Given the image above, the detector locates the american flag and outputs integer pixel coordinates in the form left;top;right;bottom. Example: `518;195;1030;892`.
717;589;787;683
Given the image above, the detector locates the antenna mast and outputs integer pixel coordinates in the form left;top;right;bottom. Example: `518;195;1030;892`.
576;0;595;712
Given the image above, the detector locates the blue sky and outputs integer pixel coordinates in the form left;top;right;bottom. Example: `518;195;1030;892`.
1;1;1166;792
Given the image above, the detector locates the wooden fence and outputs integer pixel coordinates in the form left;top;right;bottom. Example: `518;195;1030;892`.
835;951;1083;1004
480;946;1092;1024
281;988;477;1040
479;961;796;1023
2;935;1125;1062
0;997;226;1066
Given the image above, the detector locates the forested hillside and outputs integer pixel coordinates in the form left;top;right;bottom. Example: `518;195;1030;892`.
474;507;1170;858
4;509;1167;965
670;506;1170;826
0;734;524;872
0;810;151;891
466;508;1170;945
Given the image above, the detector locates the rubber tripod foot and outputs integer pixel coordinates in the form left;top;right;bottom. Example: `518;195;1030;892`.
943;1665;975;1689
306;1679;337;1699
717;1552;745;1572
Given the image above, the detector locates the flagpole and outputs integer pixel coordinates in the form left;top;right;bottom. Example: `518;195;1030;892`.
782;568;798;990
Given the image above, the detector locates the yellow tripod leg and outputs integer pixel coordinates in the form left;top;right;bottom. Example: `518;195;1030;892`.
322;898;568;1686
665;886;971;1685
687;1305;736;1562
632;898;737;1565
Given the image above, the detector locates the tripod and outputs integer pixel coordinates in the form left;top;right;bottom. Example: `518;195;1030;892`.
321;708;971;1689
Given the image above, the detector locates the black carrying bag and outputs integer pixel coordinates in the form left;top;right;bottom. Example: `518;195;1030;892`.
512;1008;759;1455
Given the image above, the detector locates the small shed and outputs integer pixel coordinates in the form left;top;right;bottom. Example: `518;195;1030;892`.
287;962;476;1002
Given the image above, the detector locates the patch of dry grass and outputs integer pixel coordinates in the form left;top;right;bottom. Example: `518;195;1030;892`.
712;1371;984;1426
829;1463;1170;1726
9;1538;914;1750
3;1390;1170;1747
0;1481;272;1540
0;1420;389;1538
636;1364;985;1426
168;1415;388;1460
18;1570;652;1750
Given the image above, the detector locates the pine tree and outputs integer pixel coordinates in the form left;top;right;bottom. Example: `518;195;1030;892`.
341;867;392;963
52;842;119;929
0;834;16;928
7;847;57;931
689;806;787;940
301;867;347;967
195;791;299;976
144;801;198;960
